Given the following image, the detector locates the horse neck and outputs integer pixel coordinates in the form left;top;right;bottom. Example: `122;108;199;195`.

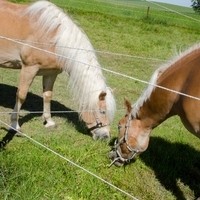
133;48;200;129
132;80;177;130
62;49;106;110
57;28;113;116
136;92;176;129
69;38;113;121
24;1;115;119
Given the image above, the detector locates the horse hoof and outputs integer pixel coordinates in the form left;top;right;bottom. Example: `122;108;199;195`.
44;120;56;128
0;141;5;150
15;132;24;137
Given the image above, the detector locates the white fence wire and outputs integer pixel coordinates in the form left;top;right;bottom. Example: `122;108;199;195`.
1;1;200;199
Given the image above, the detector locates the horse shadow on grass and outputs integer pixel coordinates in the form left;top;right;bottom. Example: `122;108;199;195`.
0;83;88;137
140;136;200;200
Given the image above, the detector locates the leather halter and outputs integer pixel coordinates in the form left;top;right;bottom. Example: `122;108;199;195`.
88;109;108;132
88;121;105;132
109;113;140;167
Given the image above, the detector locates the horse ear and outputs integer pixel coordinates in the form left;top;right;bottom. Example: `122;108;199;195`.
124;98;132;113
99;91;107;100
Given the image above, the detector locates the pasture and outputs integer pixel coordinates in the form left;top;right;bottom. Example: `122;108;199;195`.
1;0;200;199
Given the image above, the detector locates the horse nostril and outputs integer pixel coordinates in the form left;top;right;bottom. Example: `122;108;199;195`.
108;151;125;167
108;150;117;160
114;161;124;167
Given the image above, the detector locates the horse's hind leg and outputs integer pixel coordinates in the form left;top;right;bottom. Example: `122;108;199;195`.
10;65;39;132
42;74;57;128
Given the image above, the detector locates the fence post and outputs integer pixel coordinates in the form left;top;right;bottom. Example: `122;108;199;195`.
147;6;150;18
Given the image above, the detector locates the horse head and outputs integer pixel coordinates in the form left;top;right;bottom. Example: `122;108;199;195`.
109;99;151;166
81;91;111;140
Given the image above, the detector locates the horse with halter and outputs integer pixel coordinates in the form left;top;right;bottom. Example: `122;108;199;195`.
0;0;116;147
109;44;200;166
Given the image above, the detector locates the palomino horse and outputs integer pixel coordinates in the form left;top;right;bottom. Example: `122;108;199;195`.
109;43;200;166
0;0;116;143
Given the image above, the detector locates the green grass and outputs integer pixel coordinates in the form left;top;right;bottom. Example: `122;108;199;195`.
1;0;200;199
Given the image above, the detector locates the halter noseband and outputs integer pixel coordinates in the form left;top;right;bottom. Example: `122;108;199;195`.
109;113;140;167
89;121;104;132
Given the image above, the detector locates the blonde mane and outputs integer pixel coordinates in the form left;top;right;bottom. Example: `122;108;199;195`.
25;1;116;121
132;43;200;117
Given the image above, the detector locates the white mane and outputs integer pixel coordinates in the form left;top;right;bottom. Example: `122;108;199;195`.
25;1;116;121
132;43;200;117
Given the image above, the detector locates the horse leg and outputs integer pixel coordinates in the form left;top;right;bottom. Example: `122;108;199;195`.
10;65;39;131
42;74;57;128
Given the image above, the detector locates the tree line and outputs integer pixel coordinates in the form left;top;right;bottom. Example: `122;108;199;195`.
192;0;200;13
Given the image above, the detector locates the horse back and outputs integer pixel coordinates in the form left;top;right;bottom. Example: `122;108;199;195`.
0;1;58;71
0;1;30;38
0;1;29;68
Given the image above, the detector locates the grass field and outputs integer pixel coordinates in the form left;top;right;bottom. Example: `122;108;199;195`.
1;0;200;199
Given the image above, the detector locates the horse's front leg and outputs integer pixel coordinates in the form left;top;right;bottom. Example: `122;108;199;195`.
10;65;39;132
42;74;57;128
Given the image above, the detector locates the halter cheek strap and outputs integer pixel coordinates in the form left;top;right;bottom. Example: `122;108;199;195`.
88;110;108;132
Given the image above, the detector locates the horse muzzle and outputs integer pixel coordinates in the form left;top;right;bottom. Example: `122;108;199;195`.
90;126;110;140
108;149;125;167
108;138;140;167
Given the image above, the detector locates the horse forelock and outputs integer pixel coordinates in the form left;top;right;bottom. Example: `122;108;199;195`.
25;1;116;121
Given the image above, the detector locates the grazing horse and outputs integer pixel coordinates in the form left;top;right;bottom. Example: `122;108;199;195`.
109;43;200;166
0;0;116;142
